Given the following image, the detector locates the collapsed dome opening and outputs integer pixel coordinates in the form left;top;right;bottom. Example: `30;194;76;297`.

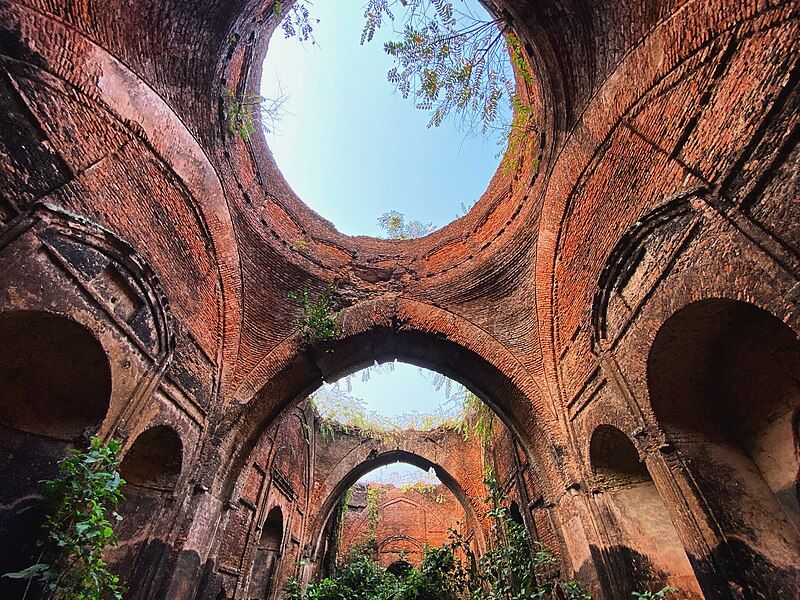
310;360;498;436
258;0;524;238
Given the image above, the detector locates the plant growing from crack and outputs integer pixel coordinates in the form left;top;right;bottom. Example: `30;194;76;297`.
222;86;287;141
289;284;338;343
4;437;126;600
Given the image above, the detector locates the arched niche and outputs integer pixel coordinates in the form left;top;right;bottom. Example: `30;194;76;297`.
0;310;112;596
120;425;183;491
111;424;183;590
387;559;413;577
589;424;700;598
0;310;112;440
247;506;284;600
648;298;800;595
260;506;284;551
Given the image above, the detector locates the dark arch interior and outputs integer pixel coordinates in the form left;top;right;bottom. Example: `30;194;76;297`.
0;310;112;596
387;560;413;577
0;310;112;440
509;500;524;526
647;299;800;594
648;299;800;516
260;506;284;551
589;424;648;489
120;425;183;491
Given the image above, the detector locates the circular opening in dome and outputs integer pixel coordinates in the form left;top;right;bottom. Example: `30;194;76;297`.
260;0;523;238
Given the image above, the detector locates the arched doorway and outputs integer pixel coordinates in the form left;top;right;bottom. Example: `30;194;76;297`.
248;506;284;600
310;448;486;572
113;425;184;584
589;425;700;597
648;298;800;596
0;310;112;596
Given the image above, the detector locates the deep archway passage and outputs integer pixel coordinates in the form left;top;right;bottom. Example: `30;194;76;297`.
648;298;800;597
220;301;562;591
0;310;112;597
310;449;487;569
589;424;701;598
223;300;563;508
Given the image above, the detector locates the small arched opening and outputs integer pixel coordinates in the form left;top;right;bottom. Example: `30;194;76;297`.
248;506;284;600
589;424;700;597
120;425;183;491
648;298;800;595
0;310;112;596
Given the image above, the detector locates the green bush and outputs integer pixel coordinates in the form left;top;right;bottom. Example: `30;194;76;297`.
289;285;338;342
4;437;126;600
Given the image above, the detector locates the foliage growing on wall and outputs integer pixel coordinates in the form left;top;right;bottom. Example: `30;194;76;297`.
4;437;126;600
452;390;496;448
289;284;338;342
366;485;383;544
309;373;497;448
222;87;287;140
398;481;446;503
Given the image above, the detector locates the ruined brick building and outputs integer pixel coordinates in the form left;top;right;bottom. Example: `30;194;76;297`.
0;0;798;598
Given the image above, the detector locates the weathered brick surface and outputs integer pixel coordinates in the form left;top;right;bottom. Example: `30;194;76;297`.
337;484;468;569
0;0;798;598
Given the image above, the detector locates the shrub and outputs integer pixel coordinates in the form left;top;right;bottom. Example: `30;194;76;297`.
289;284;338;342
4;437;126;600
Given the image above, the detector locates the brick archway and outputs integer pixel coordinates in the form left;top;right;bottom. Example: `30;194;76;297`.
308;447;488;565
218;297;569;509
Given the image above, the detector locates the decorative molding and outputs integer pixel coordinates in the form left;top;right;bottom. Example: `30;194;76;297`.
591;191;703;354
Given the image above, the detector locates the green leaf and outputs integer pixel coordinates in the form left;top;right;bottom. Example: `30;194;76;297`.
3;562;48;579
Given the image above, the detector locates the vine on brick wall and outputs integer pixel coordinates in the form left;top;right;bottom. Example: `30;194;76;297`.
4;437;126;600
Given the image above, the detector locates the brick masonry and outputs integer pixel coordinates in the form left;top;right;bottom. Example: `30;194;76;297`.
0;0;798;598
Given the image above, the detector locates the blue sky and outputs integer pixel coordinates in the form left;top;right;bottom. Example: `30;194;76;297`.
359;463;441;485
260;0;503;237
318;362;464;483
329;362;461;422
